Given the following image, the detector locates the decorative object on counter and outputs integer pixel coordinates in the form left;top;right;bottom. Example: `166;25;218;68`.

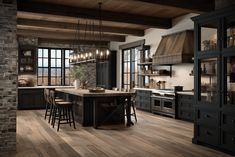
88;87;105;93
149;79;157;88
70;2;110;65
71;65;90;89
157;81;166;89
18;77;35;87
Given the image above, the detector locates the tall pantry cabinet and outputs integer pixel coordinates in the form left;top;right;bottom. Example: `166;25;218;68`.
192;6;235;154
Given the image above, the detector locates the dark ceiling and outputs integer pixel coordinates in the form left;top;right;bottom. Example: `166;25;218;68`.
16;0;215;44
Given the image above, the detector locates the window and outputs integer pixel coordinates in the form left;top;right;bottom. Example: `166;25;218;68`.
37;48;73;86
122;47;140;90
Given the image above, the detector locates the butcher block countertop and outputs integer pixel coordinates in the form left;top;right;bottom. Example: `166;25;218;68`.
55;88;133;97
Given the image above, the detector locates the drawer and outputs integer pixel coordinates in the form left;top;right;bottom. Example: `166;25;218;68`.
137;90;151;97
197;125;219;146
178;110;194;121
196;109;219;126
222;113;235;129
221;130;235;152
178;101;193;110
178;94;194;100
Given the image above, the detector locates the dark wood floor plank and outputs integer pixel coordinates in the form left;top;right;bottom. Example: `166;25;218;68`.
0;110;233;157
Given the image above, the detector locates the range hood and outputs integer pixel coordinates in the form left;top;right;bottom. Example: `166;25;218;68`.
153;30;194;65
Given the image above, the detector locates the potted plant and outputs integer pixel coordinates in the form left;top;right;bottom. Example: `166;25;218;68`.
71;65;88;89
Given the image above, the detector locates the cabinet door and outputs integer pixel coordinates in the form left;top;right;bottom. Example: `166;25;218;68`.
198;21;219;53
196;124;219;146
97;61;109;88
197;58;219;107
18;89;45;109
177;94;194;121
223;56;235;107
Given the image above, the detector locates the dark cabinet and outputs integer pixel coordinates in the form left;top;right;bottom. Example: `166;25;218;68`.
192;6;235;154
96;51;116;89
18;88;45;109
18;46;36;74
177;94;194;122
135;90;152;112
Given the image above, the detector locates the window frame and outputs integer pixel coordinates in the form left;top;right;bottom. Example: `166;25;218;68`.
37;47;72;86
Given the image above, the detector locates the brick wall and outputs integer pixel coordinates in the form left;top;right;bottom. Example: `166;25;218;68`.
0;0;17;152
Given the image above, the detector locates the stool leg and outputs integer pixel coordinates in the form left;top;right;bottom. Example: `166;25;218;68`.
71;107;76;129
132;103;137;122
52;106;57;128
57;107;62;132
68;107;72;127
44;101;49;120
48;104;53;123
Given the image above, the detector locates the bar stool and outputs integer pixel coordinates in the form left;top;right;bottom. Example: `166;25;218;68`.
125;89;137;123
119;88;137;123
50;90;76;131
47;89;64;124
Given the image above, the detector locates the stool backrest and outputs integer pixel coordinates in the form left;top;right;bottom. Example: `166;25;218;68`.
49;90;56;105
44;89;50;103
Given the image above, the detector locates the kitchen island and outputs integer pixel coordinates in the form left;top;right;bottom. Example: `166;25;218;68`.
55;88;133;128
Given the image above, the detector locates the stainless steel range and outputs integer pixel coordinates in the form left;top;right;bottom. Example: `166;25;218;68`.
151;89;176;118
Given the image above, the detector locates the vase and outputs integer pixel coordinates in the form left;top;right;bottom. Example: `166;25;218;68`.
74;79;80;89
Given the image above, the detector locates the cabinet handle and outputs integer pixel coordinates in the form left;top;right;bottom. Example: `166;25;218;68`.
204;114;210;118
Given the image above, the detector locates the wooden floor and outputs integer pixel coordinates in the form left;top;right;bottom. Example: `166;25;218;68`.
0;110;233;157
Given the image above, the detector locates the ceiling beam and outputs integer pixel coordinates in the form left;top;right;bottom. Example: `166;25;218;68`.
17;29;126;42
38;38;109;46
17;0;172;28
17;18;144;36
133;0;214;12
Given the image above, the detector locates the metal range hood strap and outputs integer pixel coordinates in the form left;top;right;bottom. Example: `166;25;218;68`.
153;30;194;65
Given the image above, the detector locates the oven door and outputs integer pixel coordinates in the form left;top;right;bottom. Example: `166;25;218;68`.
151;96;162;112
161;97;175;114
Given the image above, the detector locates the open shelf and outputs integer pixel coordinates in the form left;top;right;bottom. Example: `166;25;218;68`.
138;62;153;65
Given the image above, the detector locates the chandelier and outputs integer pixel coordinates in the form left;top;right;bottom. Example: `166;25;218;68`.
70;2;110;64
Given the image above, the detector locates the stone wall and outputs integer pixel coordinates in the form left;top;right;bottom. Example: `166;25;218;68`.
82;63;96;88
0;0;17;152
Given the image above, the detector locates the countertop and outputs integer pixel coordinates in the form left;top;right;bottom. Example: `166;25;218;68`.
134;87;195;95
18;86;74;89
176;91;194;95
56;88;133;97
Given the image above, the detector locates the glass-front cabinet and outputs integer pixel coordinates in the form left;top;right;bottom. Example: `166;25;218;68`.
225;16;235;49
224;57;235;105
192;6;235;154
199;58;218;104
199;21;218;52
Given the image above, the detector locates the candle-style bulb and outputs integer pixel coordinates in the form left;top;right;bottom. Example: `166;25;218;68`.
106;49;110;55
